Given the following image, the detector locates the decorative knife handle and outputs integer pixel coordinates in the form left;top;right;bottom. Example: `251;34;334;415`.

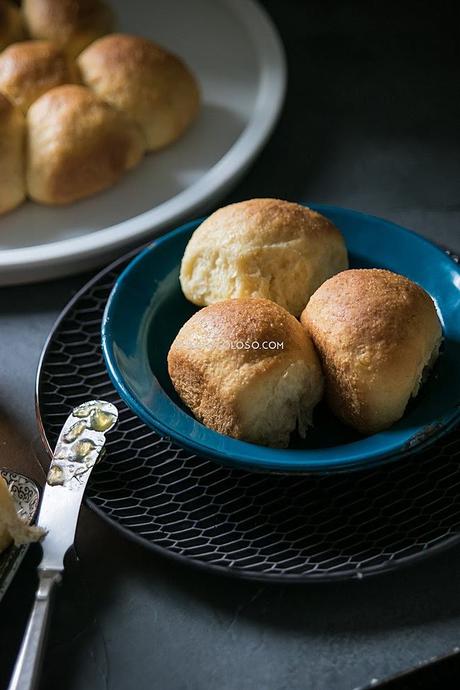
8;570;61;690
8;400;118;690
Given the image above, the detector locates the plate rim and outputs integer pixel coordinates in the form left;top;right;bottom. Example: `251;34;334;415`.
0;0;286;281
101;204;460;473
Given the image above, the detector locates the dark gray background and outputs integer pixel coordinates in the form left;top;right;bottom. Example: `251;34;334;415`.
1;2;460;689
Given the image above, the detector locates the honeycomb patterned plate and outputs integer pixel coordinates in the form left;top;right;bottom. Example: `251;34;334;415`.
36;249;460;582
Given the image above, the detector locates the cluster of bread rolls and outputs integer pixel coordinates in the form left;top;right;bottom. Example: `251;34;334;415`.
168;198;442;448
0;0;200;215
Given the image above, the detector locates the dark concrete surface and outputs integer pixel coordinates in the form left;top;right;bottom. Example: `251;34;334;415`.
1;2;460;689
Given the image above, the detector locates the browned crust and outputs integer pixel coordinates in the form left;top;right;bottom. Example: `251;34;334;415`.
193;198;345;248
301;269;442;433
78;33;200;150
26;84;144;205
168;298;321;440
78;33;183;71
0;90;25;215
23;0;115;57
23;0;114;37
0;41;80;113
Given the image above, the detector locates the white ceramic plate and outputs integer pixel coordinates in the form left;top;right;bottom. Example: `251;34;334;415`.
0;0;286;285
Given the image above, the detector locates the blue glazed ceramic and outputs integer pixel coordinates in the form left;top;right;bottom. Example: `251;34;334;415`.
102;205;460;473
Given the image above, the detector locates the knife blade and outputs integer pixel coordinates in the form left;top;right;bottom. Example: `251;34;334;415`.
38;399;118;571
8;400;118;690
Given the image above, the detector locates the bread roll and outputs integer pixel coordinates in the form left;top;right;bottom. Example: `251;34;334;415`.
0;476;44;553
0;0;25;53
301;269;443;434
180;199;349;317
168;298;324;448
0;92;25;215
22;0;115;59
0;41;80;114
78;34;200;151
26;84;145;205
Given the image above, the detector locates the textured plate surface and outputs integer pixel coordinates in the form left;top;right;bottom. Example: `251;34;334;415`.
0;0;286;284
0;470;41;602
36;249;460;581
102;205;460;473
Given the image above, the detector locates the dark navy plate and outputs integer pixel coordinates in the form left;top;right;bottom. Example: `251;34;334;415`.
101;204;460;473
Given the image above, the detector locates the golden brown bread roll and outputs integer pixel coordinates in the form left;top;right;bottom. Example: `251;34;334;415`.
0;0;25;53
0;92;25;215
301;269;443;434
0;40;80;114
0;476;44;554
78;33;200;151
22;0;115;59
180;199;349;317
26;84;145;205
168;298;324;448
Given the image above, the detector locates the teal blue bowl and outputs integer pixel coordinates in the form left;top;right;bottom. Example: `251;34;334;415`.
102;205;460;473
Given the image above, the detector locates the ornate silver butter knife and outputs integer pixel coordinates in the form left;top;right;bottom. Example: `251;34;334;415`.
8;400;118;690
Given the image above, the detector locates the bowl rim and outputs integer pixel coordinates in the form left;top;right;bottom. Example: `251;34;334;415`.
101;204;460;473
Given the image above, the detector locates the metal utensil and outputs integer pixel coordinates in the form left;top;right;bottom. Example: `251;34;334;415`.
8;400;118;690
0;471;41;605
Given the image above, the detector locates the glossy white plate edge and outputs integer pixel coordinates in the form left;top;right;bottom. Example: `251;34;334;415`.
0;0;286;285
